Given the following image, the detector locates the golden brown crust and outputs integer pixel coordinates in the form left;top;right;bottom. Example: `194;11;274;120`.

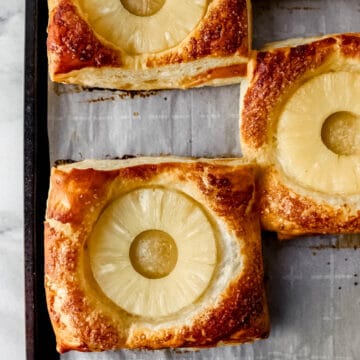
147;0;250;67
339;34;360;58
241;33;360;152
259;168;360;240
47;1;121;75
45;158;269;352
47;0;250;89
45;226;124;352
182;63;247;88
240;33;360;239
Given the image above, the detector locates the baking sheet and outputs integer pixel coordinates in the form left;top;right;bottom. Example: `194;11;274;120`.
47;1;360;359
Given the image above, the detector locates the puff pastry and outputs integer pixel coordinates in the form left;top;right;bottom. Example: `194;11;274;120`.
47;0;251;90
45;157;269;353
240;33;360;239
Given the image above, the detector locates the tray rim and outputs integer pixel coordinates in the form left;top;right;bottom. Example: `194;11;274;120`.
24;0;59;359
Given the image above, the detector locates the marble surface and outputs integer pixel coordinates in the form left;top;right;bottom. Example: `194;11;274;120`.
0;0;25;359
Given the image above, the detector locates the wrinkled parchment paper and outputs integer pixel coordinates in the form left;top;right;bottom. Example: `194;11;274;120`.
47;1;360;359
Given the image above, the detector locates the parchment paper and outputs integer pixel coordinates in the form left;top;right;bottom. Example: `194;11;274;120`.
48;1;360;359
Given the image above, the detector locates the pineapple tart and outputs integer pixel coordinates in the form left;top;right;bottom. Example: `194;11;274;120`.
240;33;360;239
44;157;269;353
47;0;251;90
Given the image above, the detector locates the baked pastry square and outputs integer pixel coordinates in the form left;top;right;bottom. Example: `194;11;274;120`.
240;33;360;239
45;157;269;353
47;0;251;90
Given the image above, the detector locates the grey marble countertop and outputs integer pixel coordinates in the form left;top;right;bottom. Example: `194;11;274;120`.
0;0;25;359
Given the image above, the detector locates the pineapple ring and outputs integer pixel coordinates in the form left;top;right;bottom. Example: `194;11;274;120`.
88;187;217;318
77;0;208;54
277;71;360;195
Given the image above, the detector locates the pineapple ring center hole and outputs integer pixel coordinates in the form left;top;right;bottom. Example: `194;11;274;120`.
120;0;166;16
129;230;178;279
321;111;360;156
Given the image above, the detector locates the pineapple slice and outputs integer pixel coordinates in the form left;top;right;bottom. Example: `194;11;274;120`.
88;187;217;318
277;71;360;195
77;0;208;54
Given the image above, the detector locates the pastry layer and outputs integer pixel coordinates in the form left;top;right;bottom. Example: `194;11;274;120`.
45;157;269;352
47;0;251;89
240;33;360;239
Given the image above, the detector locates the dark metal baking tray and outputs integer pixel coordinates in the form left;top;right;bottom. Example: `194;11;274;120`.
24;0;59;359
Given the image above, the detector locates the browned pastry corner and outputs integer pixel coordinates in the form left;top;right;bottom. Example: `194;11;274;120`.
240;33;360;239
258;168;360;240
47;0;251;90
45;157;269;353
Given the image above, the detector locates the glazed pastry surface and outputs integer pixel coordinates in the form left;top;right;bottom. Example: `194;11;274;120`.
240;33;360;239
47;0;251;89
45;157;269;352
